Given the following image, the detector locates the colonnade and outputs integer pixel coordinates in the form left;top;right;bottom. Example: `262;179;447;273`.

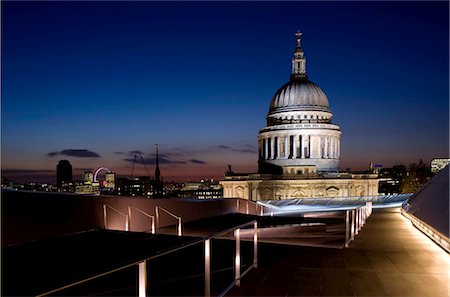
259;134;340;160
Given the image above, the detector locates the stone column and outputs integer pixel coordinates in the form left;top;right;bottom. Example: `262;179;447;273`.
264;138;269;160
301;135;305;159
292;135;297;158
327;137;331;159
337;138;340;159
270;136;275;159
308;135;311;158
331;137;335;159
284;135;289;159
276;137;281;159
324;137;328;158
332;137;335;159
317;137;322;159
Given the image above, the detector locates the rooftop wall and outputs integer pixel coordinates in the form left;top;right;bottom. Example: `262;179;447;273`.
2;191;239;246
406;166;449;238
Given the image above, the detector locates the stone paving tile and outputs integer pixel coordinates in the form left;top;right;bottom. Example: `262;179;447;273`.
431;274;450;290
364;251;399;272
287;268;323;296
348;270;388;296
321;269;355;296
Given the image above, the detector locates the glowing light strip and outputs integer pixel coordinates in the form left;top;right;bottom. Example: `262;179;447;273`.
401;209;450;253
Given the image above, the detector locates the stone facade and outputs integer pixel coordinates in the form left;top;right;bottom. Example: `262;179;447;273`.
220;173;379;201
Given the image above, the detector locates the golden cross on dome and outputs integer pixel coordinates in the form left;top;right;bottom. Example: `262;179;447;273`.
296;30;302;47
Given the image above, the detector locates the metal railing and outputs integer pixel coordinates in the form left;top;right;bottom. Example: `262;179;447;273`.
155;206;182;236
128;205;155;234
236;199;265;216
344;201;372;247
36;220;259;297
103;204;129;231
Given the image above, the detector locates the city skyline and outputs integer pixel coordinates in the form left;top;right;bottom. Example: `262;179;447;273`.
3;1;449;184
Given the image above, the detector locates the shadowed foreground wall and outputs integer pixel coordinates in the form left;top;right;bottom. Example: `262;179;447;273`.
2;191;241;246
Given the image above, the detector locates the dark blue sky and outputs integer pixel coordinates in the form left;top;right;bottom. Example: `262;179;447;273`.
2;1;449;183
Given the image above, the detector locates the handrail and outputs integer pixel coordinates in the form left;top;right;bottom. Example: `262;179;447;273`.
344;202;372;247
36;219;258;297
103;204;129;231
155;206;182;236
128;205;155;234
236;198;266;216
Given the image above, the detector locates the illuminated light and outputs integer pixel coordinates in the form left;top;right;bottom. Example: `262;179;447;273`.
204;239;211;297
345;210;350;247
401;209;450;253
93;167;112;182
351;209;355;240
235;228;241;286
103;204;108;229
138;261;147;297
253;222;258;268
178;218;182;236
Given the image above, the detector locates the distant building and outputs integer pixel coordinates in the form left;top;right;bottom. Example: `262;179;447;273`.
75;182;99;195
431;158;450;174
378;165;408;195
180;180;223;199
56;160;73;189
83;171;93;183
105;172;116;190
116;176;153;197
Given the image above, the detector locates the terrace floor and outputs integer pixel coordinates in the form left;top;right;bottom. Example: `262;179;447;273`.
228;208;449;296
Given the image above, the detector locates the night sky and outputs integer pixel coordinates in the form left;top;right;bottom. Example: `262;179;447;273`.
2;1;449;183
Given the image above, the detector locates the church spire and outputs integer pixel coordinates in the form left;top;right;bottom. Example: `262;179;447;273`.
155;144;160;182
291;30;307;80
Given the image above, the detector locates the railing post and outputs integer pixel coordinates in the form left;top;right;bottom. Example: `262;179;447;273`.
246;201;249;215
260;205;264;216
155;206;159;234
345;210;350;247
363;206;367;225
236;200;239;213
138;260;147;297
125;215;129;231
253;222;258;268
178;218;182;236
351;209;355;240
103;204;107;229
204;239;211;297
151;217;155;234
359;207;363;231
355;208;359;235
127;206;132;232
234;228;241;286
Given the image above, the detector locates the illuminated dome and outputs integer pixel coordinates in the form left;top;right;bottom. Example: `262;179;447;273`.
269;79;330;113
258;31;341;173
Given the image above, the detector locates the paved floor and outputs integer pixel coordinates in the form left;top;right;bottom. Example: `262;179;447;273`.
228;208;449;297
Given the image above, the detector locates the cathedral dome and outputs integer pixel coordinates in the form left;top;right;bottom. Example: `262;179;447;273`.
269;78;330;113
